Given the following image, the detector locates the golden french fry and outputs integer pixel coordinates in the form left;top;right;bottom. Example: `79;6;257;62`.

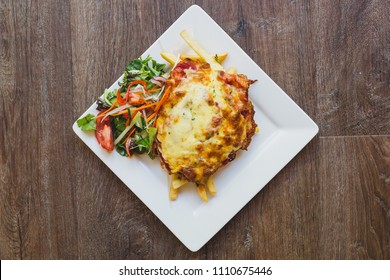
180;30;224;71
171;174;188;189
160;52;177;67
169;184;178;200
169;176;179;200
197;185;208;202
180;52;228;63
226;66;237;74
206;176;217;195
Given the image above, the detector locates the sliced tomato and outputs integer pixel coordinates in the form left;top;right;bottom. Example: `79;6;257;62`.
130;94;145;106
95;112;114;151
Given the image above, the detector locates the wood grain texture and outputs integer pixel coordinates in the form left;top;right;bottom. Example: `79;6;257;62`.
319;136;390;259
0;0;77;259
0;0;389;259
314;0;390;136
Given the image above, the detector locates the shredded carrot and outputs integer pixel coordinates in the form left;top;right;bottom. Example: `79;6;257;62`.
146;87;162;93
124;127;136;157
94;100;118;120
123;128;135;144
154;87;171;112
126;145;131;157
146;112;157;123
110;102;157;117
125;136;131;157
134;102;157;111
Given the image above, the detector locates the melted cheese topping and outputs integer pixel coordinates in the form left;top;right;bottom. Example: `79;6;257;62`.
156;67;250;183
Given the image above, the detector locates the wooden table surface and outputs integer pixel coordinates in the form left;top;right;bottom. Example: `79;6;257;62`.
1;0;389;259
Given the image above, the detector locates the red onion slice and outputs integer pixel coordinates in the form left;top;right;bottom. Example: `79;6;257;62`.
150;78;163;87
153;76;167;82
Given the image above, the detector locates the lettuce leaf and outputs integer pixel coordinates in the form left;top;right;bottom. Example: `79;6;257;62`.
77;114;96;131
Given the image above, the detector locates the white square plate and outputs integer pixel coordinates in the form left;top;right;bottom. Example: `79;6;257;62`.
73;5;318;252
